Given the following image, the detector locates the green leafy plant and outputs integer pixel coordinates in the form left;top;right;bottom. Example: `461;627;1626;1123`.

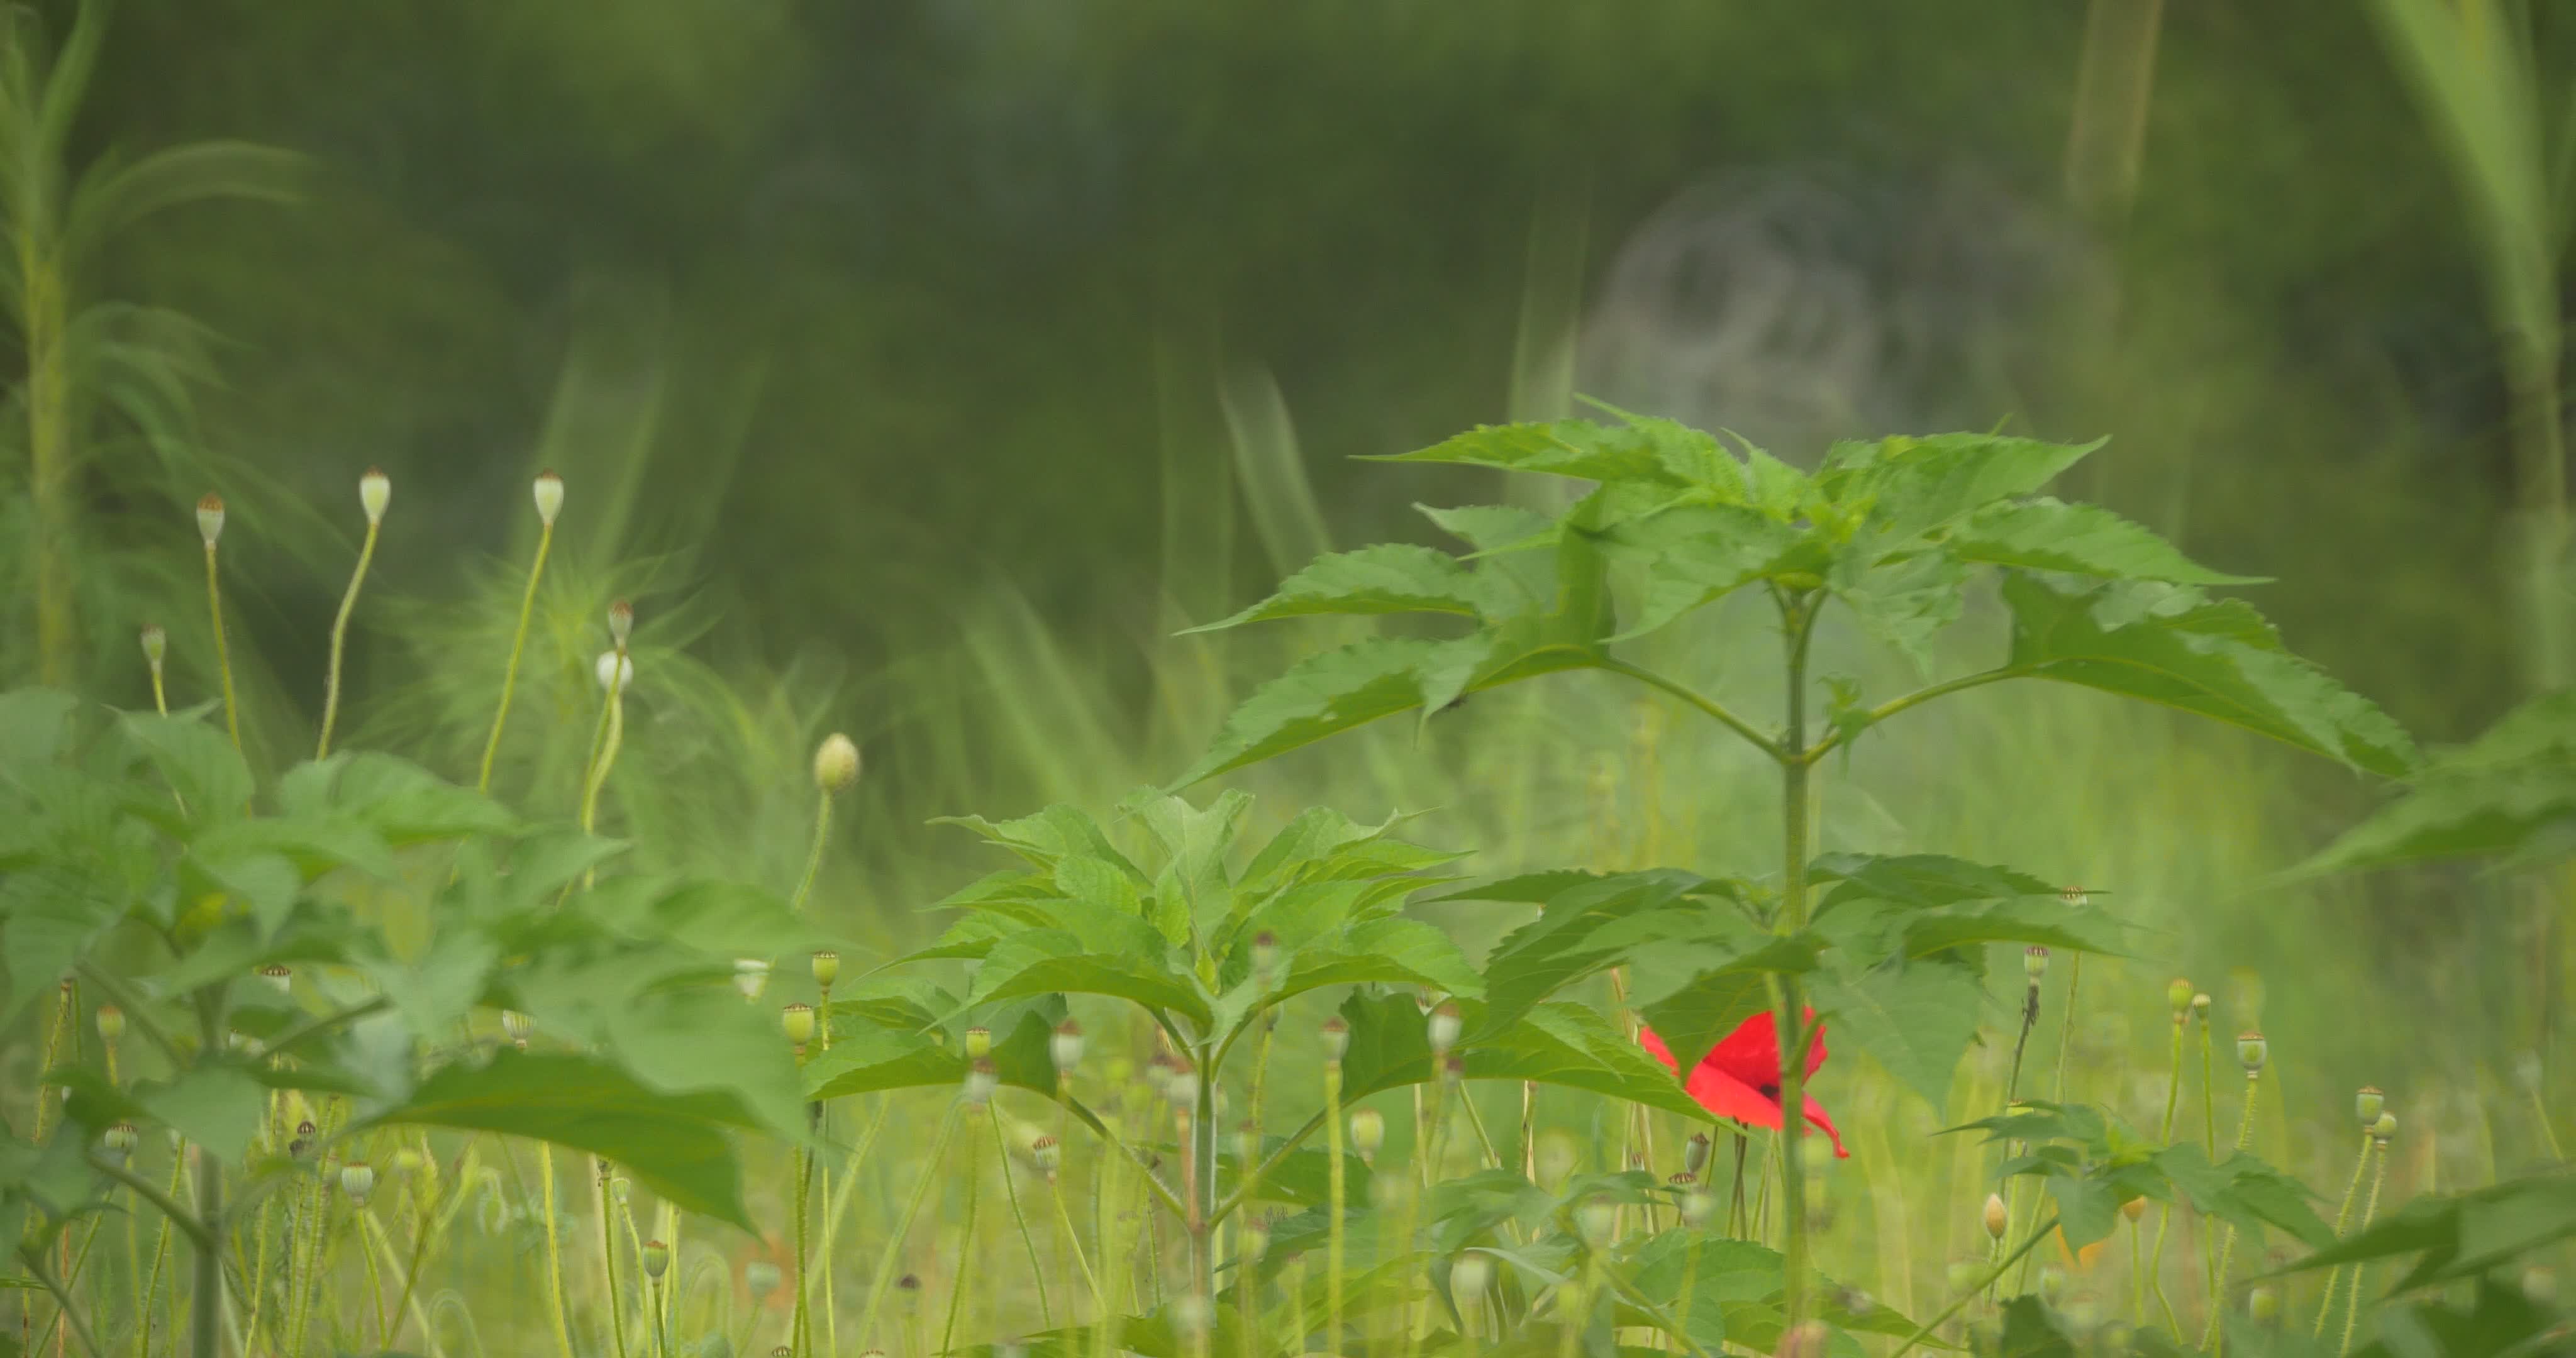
1180;409;2416;1343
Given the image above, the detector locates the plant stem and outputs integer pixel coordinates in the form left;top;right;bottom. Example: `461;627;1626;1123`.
597;1159;630;1358
2053;954;2084;1105
940;1131;980;1358
477;519;555;794
580;653;626;833
539;1142;577;1358
2147;1011;2186;1331
1326;1059;1347;1354
316;516;380;759
791;789;834;915
203;543;242;756
15;1245;101;1358
794;1139;814;1356
2338;1138;2392;1356
2198;1015;2218;1329
1597;658;1780;760
1889;1214;2062;1358
1770;589;1821;1334
992;1105;1053;1327
2313;1129;2376;1337
135;1146;184;1358
2202;1066;2263;1354
857;1103;961;1346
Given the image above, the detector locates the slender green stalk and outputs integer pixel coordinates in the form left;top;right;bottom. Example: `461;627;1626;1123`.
1326;1059;1348;1354
580;653;627;832
477;514;555;794
15;1245;101;1358
135;1146;184;1358
357;1200;391;1347
192;996;228;1358
2146;1006;2192;1330
201;539;242;756
2053;953;2084;1103
316;513;381;759
362;1206;441;1358
1050;1171;1103;1312
538;1143;577;1358
2202;1064;2264;1353
1889;1215;2062;1358
2338;1137;2392;1355
857;1103;961;1345
791;790;834;915
940;1131;981;1358
2313;1130;2376;1337
597;1159;630;1358
794;1139;814;1357
992;1105;1053;1327
2198;1015;2219;1327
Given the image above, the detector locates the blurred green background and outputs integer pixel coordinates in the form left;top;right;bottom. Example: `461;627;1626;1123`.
4;0;2567;1195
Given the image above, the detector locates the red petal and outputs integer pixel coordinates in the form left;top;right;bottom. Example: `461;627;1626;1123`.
1640;1022;1845;1156
1800;1094;1849;1159
1705;1007;1829;1085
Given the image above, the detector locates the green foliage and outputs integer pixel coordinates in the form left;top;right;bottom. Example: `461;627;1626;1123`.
1947;1100;2334;1251
2293;688;2576;875
2275;1171;2576;1295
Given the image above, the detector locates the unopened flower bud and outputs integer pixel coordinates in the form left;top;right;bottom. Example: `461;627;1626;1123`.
2355;1086;2384;1127
196;494;226;548
359;468;391;524
2373;1112;2396;1142
2060;886;2089;907
96;1005;126;1045
964;1056;999;1107
813;733;860;794
641;1238;670;1279
1428;1000;1462;1054
258;963;292;995
596;649;633;693
1321;1015;1350;1062
101;1123;139;1159
2121;1195;2145;1223
782;1002;816;1049
2248;1284;2278;1324
501;1010;532;1048
1348;1107;1384;1162
1031;1135;1060;1173
1983;1191;2008;1240
2167;978;2194;1016
964;1025;992;1059
1450;1252;1493;1297
533;471;565;526
2024;946;2049;980
139;626;165;669
1684;1131;1711;1176
607;599;634;648
2040;1266;2066;1301
1051;1019;1083;1076
733;958;770;1001
341;1160;377;1205
2192;993;2211;1022
1577;1196;1616;1248
810;951;840;990
291;1120;317;1159
2236;1032;2267;1074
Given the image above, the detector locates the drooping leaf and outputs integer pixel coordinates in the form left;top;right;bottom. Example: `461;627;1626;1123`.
1184;544;1491;631
1810;853;2063;914
136;1064;265;1162
1806;962;1984;1108
958;932;1207;1027
1597;504;1802;641
2001;573;2417;776
1948;499;2263;585
369;1049;764;1228
2272;1171;2576;1293
1828;548;1968;664
2151;1145;2336;1249
119;712;250;828
1368;419;1706;485
1472;870;1715;1039
2289;690;2576;875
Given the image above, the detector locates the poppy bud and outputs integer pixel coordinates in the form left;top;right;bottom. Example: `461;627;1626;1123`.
1428;1001;1462;1054
140;626;166;669
2167;978;2194;1017
813;733;860;794
641;1239;669;1280
96;1005;125;1045
1683;1131;1711;1176
782;1003;816;1049
1252;930;1279;981
1348;1107;1384;1162
1982;1192;2008;1240
196;494;226;549
341;1160;376;1205
258;963;292;995
733;958;770;1002
291;1120;317;1159
2355;1086;2384;1127
101;1123;139;1160
501;1010;532;1048
747;1261;781;1300
1321;1015;1350;1062
596;649;633;693
2121;1195;2145;1223
963;1025;992;1059
1031;1135;1060;1173
607;599;634;648
2024;946;2050;980
2236;1032;2267;1074
533;471;565;526
1450;1252;1493;1297
2372;1112;2396;1142
2191;993;2211;1022
964;1056;999;1107
360;468;391;525
1576;1196;1616;1248
811;951;840;990
2040;1266;2066;1301
2060;886;2089;907
1050;1019;1082;1076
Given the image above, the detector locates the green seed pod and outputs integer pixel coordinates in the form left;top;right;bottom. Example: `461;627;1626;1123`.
1348;1107;1385;1162
2040;1266;2066;1301
196;493;226;549
607;599;634;648
290;1119;317;1160
2373;1111;2396;1142
1576;1196;1616;1248
1982;1191;2007;1241
533;471;565;526
733;958;770;1002
1684;1131;1712;1176
2247;1284;2278;1325
811;951;840;990
1450;1250;1492;1298
101;1123;139;1159
1321;1015;1350;1062
360;468;391;525
2024;946;2050;980
964;1056;999;1107
813;733;860;794
501;1010;532;1049
963;1025;992;1059
2236;1032;2268;1074
641;1239;670;1281
95;1004;125;1045
1050;1019;1083;1076
1427;1001;1462;1054
1681;1185;1716;1228
2192;993;2212;1022
2168;977;2194;1017
781;1002;816;1049
1031;1135;1060;1173
2356;1086;2385;1127
595;649;634;693
140;626;167;669
341;1160;377;1206
1946;1258;1982;1294
258;963;292;995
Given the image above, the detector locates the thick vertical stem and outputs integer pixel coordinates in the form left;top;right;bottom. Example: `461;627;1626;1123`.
1772;593;1818;1333
23;241;74;687
190;996;226;1358
1325;1061;1347;1352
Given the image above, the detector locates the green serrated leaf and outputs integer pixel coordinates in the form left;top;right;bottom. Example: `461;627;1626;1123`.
1949;499;2263;585
1184;544;1491;632
1838;433;2104;544
120;712;250;828
1806;963;1982;1108
958;932;1208;1027
1369;419;1701;483
2001;573;2418;776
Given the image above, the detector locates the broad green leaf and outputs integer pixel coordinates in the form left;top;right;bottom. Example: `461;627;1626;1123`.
1368;419;1702;484
1174;637;1468;786
2043;1169;2124;1249
1417;504;1553;553
137;1065;265;1162
1835;433;2103;543
1269;917;1482;1009
2273;1171;2576;1293
281;753;520;844
958;932;1207;1026
373;1049;765;1227
1630;934;1821;1077
1828;548;1967;664
120;712;250;827
1806;962;1983;1108
1184;544;1489;631
1948;499;2263;585
1332;991;1716;1124
0;690;79;766
182;844;298;937
1811;853;2062;914
189;814;396;884
933;804;1143;878
2151;1145;2335;1249
1893;898;2130;961
1599;504;1803;641
2290;690;2576;875
2001;573;2417;776
1472;871;1713;1039
356;931;500;1046
0;854;136;1027
1992;1296;2078;1358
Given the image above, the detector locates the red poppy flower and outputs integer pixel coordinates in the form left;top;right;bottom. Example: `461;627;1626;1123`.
1638;1009;1847;1157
